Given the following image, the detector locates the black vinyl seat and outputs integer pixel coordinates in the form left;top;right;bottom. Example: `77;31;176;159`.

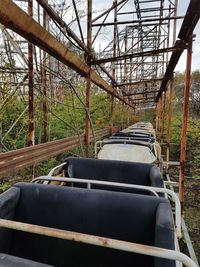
64;157;164;194
112;131;155;142
0;253;53;267
0;183;175;267
110;135;155;143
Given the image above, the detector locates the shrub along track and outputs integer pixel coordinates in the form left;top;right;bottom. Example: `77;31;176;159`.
184;179;200;263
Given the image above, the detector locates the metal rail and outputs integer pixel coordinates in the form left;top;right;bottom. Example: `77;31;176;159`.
0;0;134;108
32;176;159;197
0;128;110;179
0;219;197;267
32;176;181;238
165;174;199;266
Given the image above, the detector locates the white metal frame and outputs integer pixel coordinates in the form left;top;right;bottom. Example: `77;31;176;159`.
48;162;66;176
95;140;103;157
0;218;197;267
32;176;181;238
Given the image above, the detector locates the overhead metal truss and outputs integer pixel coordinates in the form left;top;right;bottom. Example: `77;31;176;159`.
0;0;199;215
0;0;199;110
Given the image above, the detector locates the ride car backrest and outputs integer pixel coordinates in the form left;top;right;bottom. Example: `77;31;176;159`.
0;183;174;267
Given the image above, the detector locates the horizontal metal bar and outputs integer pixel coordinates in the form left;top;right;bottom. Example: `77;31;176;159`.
92;0;127;23
32;176;159;197
0;0;134;108
47;162;66;176
35;0;116;84
32;176;181;237
181;217;199;265
156;0;200;101
92;16;184;27
92;46;182;64
0;128;109;178
116;79;163;87
0;219;197;267
124;90;159;96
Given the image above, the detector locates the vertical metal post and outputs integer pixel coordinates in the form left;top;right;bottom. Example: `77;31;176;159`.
41;4;47;143
161;91;166;144
124;28;129;126
165;0;177;164
85;0;92;157
155;102;159;132
173;0;178;45
110;0;117;133
179;37;193;211
166;4;171;70
166;77;174;163
158;94;163;141
28;0;34;147
121;101;124;129
156;101;159;132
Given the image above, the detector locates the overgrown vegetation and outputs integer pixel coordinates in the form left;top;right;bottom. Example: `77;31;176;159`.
138;71;200;262
138;71;200;178
0;79;133;175
167;71;200;177
0;82;131;151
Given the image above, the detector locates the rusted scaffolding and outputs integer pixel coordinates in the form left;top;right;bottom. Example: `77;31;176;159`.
0;0;199;210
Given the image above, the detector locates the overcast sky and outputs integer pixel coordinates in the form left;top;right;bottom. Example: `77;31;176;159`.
176;1;200;71
90;0;200;72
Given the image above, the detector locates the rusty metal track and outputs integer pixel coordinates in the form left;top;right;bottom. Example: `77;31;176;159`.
156;0;200;101
0;128;110;179
0;0;134;109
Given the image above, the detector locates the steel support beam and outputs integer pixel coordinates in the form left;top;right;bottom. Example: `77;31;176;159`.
179;38;193;211
85;0;92;157
156;0;200;101
36;0;116;84
166;78;174;163
131;96;155;102
155;102;159;132
41;5;47;143
0;0;134;108
28;0;34;147
124;90;159;96
117;78;162;87
92;16;184;27
110;0;117;134
92;46;182;64
92;0;126;23
161;91;166;144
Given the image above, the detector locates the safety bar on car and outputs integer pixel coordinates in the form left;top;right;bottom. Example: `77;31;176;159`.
32;176;181;238
0;219;197;267
47;162;66;176
33;176;159;197
102;139;153;147
95;140;103;157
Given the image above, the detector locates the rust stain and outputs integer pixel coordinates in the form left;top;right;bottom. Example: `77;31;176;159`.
98;237;108;246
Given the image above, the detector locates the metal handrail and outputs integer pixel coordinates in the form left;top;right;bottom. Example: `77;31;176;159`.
32;176;181;238
48;162;66;176
32;176;159;197
0;219;197;267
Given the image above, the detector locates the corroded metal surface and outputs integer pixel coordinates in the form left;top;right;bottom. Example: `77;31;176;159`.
0;128;110;178
0;0;134;108
0;218;196;266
